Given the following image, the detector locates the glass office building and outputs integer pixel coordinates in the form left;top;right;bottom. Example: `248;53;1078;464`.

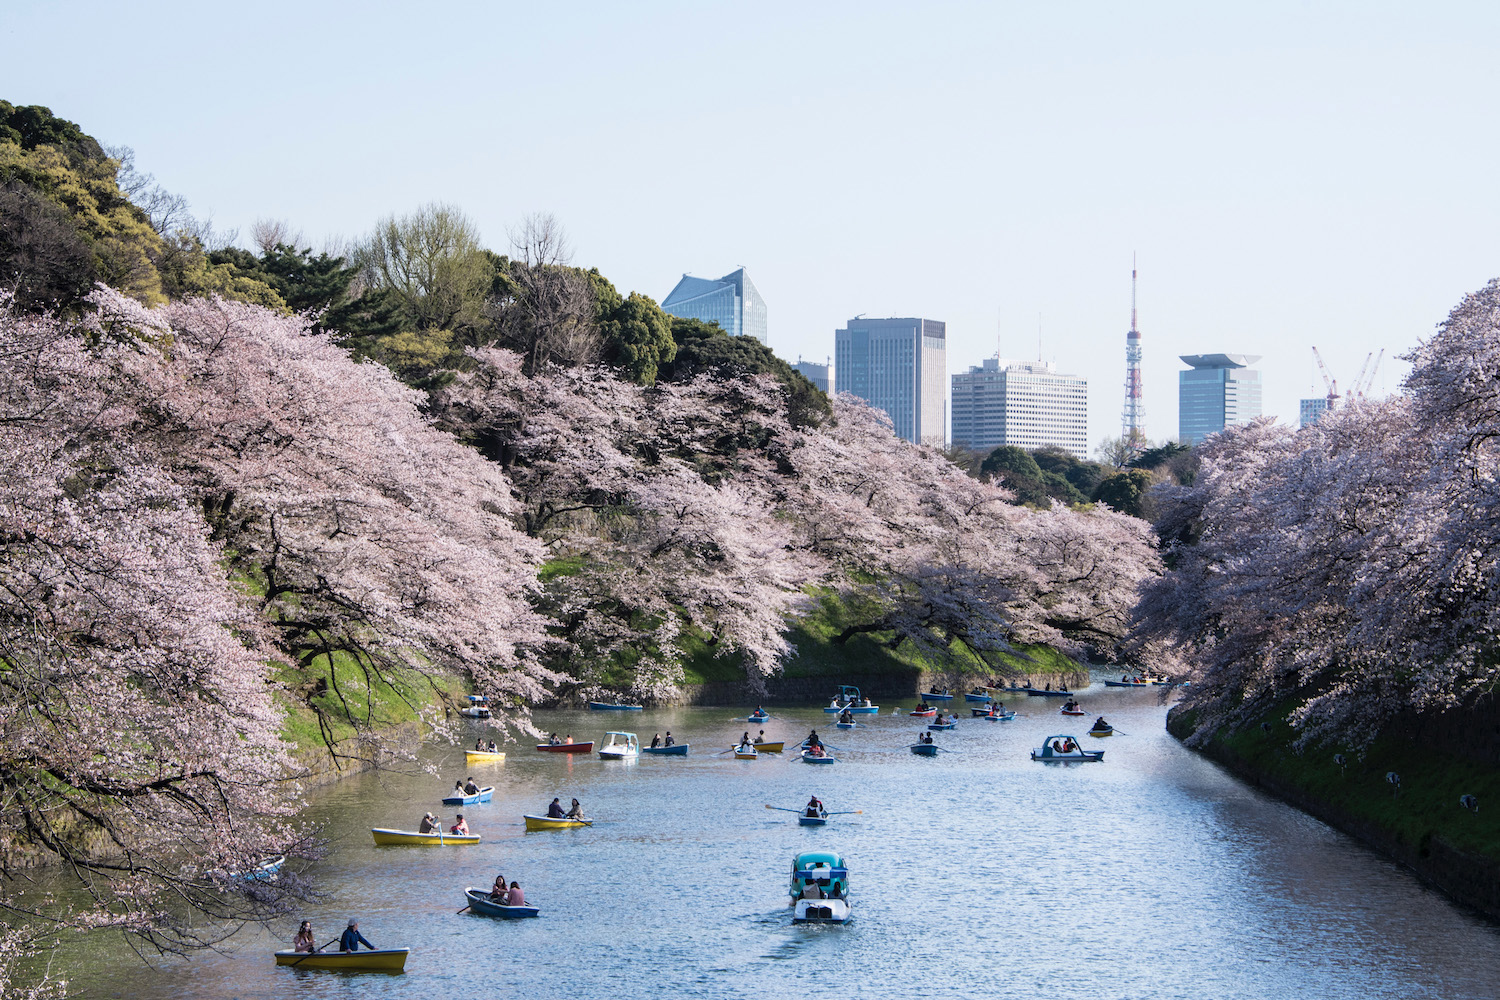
792;358;832;393
660;268;767;343
951;357;1088;458
1300;397;1329;428
1178;353;1263;444
835;317;946;446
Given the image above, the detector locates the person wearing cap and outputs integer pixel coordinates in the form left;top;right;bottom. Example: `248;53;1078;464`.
339;919;374;952
418;812;439;833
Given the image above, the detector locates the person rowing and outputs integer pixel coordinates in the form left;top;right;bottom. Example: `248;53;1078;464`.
664;732;675;746
806;729;822;749
339;919;374;953
838;708;853;724
1091;716;1110;731
490;873;508;902
418;812;439;833
754;730;767;744
463;776;480;795
650;733;662;748
805;795;825;818
547;797;566;818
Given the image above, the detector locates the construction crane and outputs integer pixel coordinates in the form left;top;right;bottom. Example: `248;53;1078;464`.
1352;348;1384;399
1311;346;1340;410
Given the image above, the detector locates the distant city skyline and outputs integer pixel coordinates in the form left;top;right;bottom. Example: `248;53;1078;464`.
4;2;1495;448
835;317;946;446
951;356;1088;458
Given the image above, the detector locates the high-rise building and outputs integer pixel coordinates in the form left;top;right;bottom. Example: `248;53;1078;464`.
1178;353;1263;445
951;357;1088;459
1299;397;1329;428
792;357;832;394
834;317;946;446
660;268;766;343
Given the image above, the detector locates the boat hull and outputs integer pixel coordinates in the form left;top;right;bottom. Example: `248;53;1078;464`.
922;693;955;701
964;693;993;703
751;741;784;753
1025;689;1073;697
598;749;639;760
523;814;592;831
641;744;688;755
734;750;758;759
588;702;643;711
823;706;879;714
835;722;857;729
1060;709;1086;716
1103;680;1149;688
1030;749;1104;762
1089;728;1114;737
798;815;828;826
371;828;480;846
535;742;593;754
800;751;836;764
442;787;494;806
793;898;852;924
909;744;938;756
981;712;1015;721
274;949;409;970
927;722;956;730
909;709;936;717
748;714;771;723
465;889;540;918
465;751;507;763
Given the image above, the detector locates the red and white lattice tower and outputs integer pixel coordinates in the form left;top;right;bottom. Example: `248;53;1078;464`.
1121;257;1144;447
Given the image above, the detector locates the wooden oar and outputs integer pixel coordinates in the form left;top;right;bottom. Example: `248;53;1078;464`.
765;804;804;813
824;810;863;816
286;938;342;966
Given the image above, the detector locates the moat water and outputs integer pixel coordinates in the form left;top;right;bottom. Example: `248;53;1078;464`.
60;683;1500;999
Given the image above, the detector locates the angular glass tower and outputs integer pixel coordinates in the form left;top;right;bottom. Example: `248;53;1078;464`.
1178;353;1263;444
660;268;766;343
835;317;946;446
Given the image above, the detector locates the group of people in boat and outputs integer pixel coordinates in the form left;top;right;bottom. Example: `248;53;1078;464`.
916;731;935;745
292;918;375;954
648;732;676;747
545;733;575;745
453;776;481;796
418;811;470;835
488;873;525;906
545;797;585;820
1062;699;1081;713
827;695;874;709
1049;737;1079;754
473;738;500;752
927;685;949;696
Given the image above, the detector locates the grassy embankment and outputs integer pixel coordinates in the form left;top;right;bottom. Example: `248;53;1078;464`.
1169;703;1500;864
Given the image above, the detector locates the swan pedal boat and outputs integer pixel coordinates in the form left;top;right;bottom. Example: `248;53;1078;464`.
790;852;852;924
274;948;409;970
641;743;688;755
1030;735;1104;763
464;888;540;918
465;750;507;763
442;786;494;806
523;814;593;831
536;741;594;754
371;828;481;846
910;743;938;756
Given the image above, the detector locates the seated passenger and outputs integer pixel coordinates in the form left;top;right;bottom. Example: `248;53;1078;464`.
463;777;480;795
505;881;525;907
650;733;662;748
563;734;573;744
338;919;374;953
487;740;498;752
548;733;561;745
547;797;566;818
664;732;675;746
801;881;824;900
565;798;583;819
450;814;469;835
292;920;317;953
754;730;766;744
490;874;508;902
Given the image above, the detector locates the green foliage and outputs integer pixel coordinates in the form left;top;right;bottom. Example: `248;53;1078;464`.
980;445;1087;507
356;202;492;334
980;445;1041;480
590;269;675;384
0;102;103;158
662;316;830;427
1033;446;1106;494
1091;468;1154;518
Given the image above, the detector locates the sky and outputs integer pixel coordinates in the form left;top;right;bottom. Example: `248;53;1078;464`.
6;0;1499;449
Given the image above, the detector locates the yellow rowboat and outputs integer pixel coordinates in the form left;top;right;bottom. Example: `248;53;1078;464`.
274;948;409;970
752;741;784;753
465;750;507;763
523;814;593;831
370;828;481;846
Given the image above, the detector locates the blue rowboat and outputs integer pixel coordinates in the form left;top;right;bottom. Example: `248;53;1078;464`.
964;692;993;703
465;888;539;918
800;750;837;764
981;711;1015;722
922;692;955;701
641;743;689;755
909;743;939;756
822;704;879;714
927;722;956;731
835;721;857;729
588;702;644;711
798;814;829;826
1024;688;1073;698
442;786;494;806
748;712;771;723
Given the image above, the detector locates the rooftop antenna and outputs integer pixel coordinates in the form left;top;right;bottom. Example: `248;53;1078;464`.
1037;312;1043;362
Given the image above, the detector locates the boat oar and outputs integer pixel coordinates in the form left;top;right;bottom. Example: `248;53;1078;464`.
288;939;342;966
765;804;804;813
457;904;471;914
824;810;863;816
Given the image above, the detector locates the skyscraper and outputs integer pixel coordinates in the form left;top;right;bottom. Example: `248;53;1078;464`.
835;317;946;446
951;357;1088;458
1178;353;1263;444
660;268;766;343
792;357;832;394
1299;397;1329;427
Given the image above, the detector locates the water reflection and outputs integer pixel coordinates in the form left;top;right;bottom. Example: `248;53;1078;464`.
67;687;1500;1000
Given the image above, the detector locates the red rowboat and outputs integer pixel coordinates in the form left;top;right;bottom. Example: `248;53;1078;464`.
536;742;594;753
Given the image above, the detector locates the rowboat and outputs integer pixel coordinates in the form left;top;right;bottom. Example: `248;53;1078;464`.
523;814;592;831
1024;688;1074;698
274;948;409;970
1088;722;1114;737
790;851;852;924
748;711;771;723
734;744;759;759
909;708;937;717
922;690;954;701
927;721;956;730
465;749;507;763
464;888;540;918
971;707;998;716
536;741;593;754
598;731;639;761
588;701;643;711
752;741;784;753
800;749;836;764
798;813;828;826
641;743;688;755
1103;678;1150;688
980;709;1015;721
370;828;481;846
1059;707;1086;717
1030;735;1104;763
910;742;938;756
835;721;858;729
241;855;285;881
964;691;993;703
442;785;494;806
822;685;879;714
459;694;492;718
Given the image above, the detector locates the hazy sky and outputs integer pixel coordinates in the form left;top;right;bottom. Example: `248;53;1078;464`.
6;1;1498;448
